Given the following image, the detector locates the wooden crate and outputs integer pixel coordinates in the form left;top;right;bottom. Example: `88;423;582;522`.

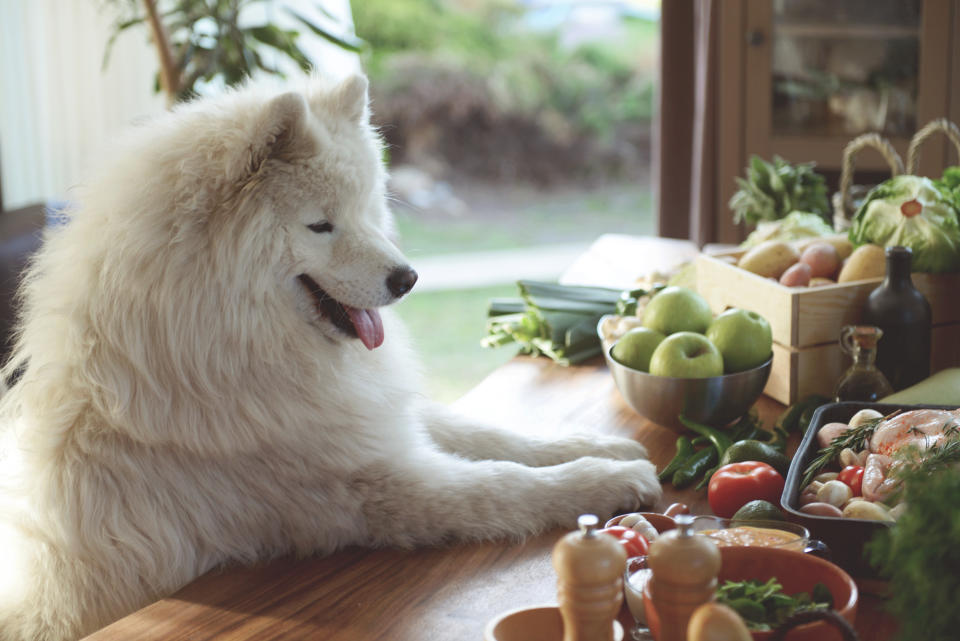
695;251;960;404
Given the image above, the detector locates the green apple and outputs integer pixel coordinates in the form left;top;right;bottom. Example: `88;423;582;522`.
611;327;666;372
706;308;773;373
649;332;724;378
642;286;714;335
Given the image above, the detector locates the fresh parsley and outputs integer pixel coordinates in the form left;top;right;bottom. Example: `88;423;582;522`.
715;577;833;632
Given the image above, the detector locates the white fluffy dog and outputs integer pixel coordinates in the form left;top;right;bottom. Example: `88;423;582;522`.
0;75;660;640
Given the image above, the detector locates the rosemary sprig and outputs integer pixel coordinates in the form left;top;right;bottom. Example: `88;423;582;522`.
800;412;898;488
893;434;960;478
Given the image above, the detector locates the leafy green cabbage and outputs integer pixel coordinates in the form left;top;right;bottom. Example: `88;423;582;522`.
848;175;960;273
741;211;834;248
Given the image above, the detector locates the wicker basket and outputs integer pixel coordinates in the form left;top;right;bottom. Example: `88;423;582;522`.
831;133;903;232
906;117;960;174
832;118;960;232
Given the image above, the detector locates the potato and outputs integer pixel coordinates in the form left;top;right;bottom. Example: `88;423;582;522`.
838;244;887;283
799;483;822;506
888;503;908;520
664;502;690;517
793;234;854;260
799;242;841;278
799;502;843;518
842;500;895;522
779;262;811;287
737;241;799;279
809;277;835;287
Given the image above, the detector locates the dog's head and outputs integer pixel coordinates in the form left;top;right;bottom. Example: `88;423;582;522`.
6;75;424;454
226;76;417;350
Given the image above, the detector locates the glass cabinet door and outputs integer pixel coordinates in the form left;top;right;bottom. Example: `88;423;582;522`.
770;0;922;139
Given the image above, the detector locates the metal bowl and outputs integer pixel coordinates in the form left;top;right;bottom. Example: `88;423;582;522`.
599;316;772;430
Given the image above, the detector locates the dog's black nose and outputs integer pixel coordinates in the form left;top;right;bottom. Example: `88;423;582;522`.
387;266;418;298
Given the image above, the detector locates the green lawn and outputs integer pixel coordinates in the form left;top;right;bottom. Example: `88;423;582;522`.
394;183;654;256
393;283;519;402
391;182;655;401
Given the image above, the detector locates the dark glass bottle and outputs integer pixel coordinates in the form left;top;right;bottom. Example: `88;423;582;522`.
861;246;931;391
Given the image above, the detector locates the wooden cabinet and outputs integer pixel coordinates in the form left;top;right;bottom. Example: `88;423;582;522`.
715;0;960;243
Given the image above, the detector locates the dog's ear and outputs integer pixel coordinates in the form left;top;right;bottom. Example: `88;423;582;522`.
244;91;315;176
330;74;369;123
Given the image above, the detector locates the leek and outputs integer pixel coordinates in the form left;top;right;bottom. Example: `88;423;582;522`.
482;280;658;366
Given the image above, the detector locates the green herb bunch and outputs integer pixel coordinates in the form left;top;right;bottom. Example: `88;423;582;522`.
715;578;833;632
868;462;960;641
729;155;830;226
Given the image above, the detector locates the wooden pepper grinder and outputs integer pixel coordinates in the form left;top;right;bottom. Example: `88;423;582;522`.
646;514;721;641
552;514;626;641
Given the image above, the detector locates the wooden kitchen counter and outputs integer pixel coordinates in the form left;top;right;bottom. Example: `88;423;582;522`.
85;355;896;641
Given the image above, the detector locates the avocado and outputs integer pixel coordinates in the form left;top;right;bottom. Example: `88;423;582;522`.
719;439;791;477
731;499;785;523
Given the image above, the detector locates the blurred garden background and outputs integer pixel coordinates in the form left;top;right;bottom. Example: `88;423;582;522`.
2;0;660;402
357;0;661;400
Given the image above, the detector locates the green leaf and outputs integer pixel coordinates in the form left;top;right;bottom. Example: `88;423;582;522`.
102;15;146;70
285;7;364;52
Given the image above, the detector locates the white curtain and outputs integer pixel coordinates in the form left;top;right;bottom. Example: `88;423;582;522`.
0;0;357;211
0;0;165;209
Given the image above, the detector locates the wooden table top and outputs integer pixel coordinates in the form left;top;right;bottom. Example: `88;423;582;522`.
85;355;896;641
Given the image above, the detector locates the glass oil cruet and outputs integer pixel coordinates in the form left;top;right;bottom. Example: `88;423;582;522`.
835;325;894;402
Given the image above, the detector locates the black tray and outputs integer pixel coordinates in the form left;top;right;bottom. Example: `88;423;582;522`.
781;401;954;579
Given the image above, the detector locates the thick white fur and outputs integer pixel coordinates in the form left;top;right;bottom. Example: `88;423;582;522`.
0;75;660;640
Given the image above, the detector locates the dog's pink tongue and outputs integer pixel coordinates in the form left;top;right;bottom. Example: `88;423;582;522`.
346;306;384;350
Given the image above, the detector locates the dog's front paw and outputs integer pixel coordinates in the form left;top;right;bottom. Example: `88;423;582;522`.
524;434;649;467
583;434;649;462
550;458;662;525
600;458;661;514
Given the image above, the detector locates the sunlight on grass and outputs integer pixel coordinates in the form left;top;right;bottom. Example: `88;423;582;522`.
394;183;654;257
392;182;655;400
394;284;520;402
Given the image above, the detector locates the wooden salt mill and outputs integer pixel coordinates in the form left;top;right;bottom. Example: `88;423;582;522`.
552;514;626;641
646;514;721;641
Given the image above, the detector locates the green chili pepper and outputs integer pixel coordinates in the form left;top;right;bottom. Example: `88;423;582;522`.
679;415;734;458
775;394;830;434
731;409;761;441
672;447;718;489
764;425;791;453
658;436;696;481
694;463;720;491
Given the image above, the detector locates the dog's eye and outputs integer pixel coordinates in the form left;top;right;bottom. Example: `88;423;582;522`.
307;221;334;234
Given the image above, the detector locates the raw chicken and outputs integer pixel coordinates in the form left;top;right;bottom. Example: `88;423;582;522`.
862;453;899;502
868;409;960;456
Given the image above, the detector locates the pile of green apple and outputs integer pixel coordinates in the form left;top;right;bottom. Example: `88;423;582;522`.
610;286;772;378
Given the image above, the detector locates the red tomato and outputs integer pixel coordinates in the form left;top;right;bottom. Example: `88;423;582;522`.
837;465;864;497
707;461;786;518
597;526;650;558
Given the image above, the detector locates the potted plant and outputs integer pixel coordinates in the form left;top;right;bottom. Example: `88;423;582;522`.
102;0;363;105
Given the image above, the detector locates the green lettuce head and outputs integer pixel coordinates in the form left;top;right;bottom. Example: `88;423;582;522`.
848;175;960;273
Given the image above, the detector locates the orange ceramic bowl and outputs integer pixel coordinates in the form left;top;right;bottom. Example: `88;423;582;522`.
643;546;858;641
